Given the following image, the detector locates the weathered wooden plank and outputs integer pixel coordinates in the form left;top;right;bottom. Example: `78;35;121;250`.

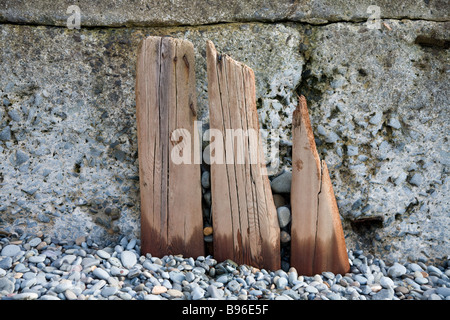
206;40;280;270
136;36;204;258
290;95;349;275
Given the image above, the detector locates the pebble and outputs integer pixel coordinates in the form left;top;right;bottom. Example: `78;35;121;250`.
1;244;21;257
0;234;448;300
93;267;110;281
120;251;137;269
167;289;184;298
152;286;167;295
277;206;291;228
270;171;292;193
201;171;210;189
388;263;407;278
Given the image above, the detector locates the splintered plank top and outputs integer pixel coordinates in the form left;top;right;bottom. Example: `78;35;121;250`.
290;95;349;276
136;36;203;258
206;40;280;271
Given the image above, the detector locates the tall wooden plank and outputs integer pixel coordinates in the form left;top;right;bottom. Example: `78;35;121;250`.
290;95;349;275
206;40;280;270
136;36;204;258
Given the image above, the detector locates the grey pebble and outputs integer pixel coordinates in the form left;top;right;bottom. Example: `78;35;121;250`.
387;263;407;278
277;206;291;228
201;171;210;189
12;292;38;300
96;249;111;259
270;171;292;193
1;244;21;257
0;277;15;294
120;251;137;269
93;268;110;280
192;286;205;300
101;286;118;298
276;277;288;289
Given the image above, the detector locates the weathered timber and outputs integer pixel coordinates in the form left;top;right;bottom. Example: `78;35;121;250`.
136;36;204;258
206;40;280;270
290;95;350;276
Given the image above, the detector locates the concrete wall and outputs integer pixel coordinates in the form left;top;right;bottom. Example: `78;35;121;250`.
0;1;448;263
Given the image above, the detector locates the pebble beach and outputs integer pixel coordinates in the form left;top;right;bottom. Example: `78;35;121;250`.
1;233;449;301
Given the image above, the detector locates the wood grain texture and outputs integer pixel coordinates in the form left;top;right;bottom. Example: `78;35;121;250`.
136;36;203;258
290;95;350;275
206;40;280;270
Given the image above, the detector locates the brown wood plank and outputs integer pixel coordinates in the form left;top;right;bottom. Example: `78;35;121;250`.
136;36;204;258
206;40;280;270
290;95;349;275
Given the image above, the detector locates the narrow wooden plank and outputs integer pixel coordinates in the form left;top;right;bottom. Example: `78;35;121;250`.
290;95;349;275
206;40;280;270
315;161;350;275
168;38;204;257
136;36;204;258
136;36;161;256
206;40;234;261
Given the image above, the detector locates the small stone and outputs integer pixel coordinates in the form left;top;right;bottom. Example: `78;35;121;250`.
39;295;61;300
167;289;184;298
93;267;110;280
427;266;443;275
395;286;409;294
354;274;367;285
0;257;12;269
322;271;335;280
280;231;291;243
96;249;111;259
28;237;42;247
201;171;210;189
227;280;241;292
371;284;383;292
277;206;291;228
169;271;185;283
64;289;78;300
409;263;423;272
120;251;137;269
207;285;224;299
415;277;428;285
1;244;21;257
436;287;450;297
373;288;394;300
144;294;162;300
305;285;318;293
192;286;205;300
387;263;407;278
101;286;118;298
110;266;129;277
0;277;15;294
152;285;168;294
55;280;73;293
380;276;394;289
126;238;137;250
29;255;46;264
276;277;288;289
12;292;38;300
203;226;213;236
270;171;292;193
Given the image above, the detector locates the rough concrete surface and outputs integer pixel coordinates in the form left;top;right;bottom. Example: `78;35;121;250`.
0;1;449;264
